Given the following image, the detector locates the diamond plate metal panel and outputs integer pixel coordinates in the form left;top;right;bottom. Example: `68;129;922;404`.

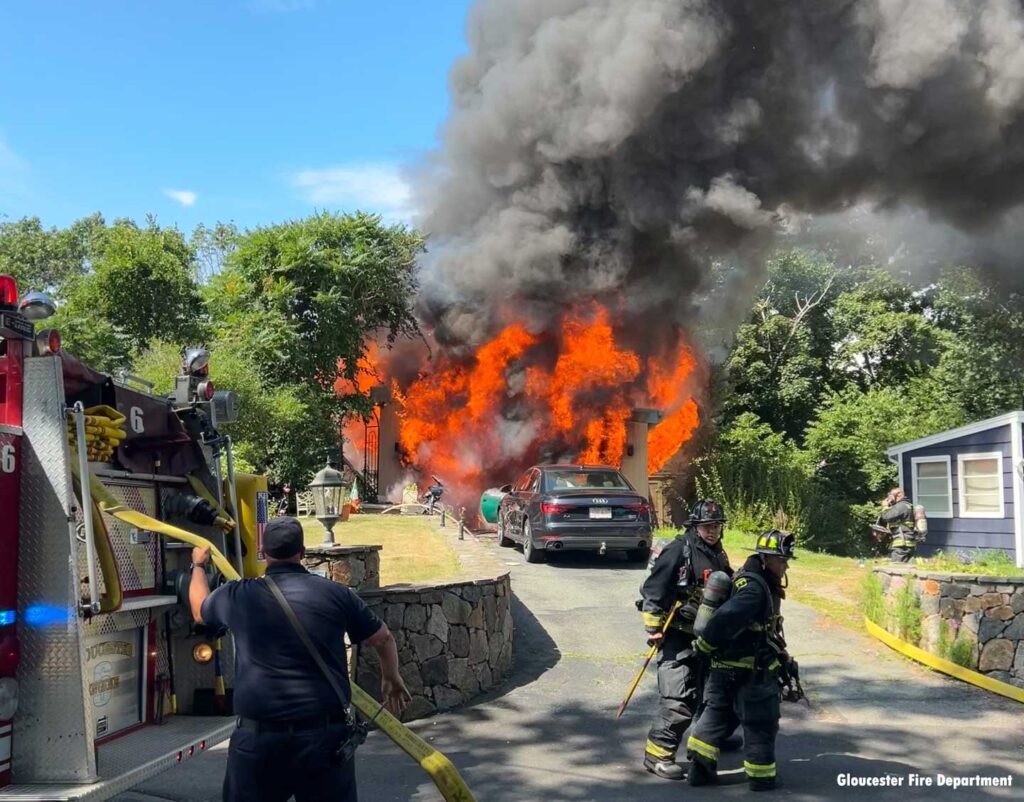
13;357;96;782
81;608;151;638
74;484;159;598
0;716;234;801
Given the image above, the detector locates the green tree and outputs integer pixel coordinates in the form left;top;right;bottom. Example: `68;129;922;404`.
54;219;207;372
0;213;103;291
191;221;239;283
197;212;424;484
721;251;843;439
207;211;423;410
930;267;1024;419
830;268;944;390
803;381;966;502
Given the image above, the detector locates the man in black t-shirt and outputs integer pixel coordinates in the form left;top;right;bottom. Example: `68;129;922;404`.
189;516;410;802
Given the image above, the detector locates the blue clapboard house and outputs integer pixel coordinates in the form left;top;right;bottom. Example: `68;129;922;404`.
886;411;1024;568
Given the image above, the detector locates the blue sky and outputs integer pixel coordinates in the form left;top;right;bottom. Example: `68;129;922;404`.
0;0;474;231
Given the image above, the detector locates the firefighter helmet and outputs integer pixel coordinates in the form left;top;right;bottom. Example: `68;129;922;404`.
754;529;797;560
688;499;727;525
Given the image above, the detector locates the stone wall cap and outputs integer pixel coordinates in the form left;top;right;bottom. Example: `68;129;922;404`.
871;566;1024;584
305;544;384;555
359;572;511;599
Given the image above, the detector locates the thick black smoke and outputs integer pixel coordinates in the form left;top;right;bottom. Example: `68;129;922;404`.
413;0;1024;354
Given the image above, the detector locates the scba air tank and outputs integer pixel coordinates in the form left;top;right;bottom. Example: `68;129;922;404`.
692;571;733;637
914;504;928;537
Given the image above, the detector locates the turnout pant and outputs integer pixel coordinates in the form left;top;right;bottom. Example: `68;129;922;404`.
890;545;915;563
645;629;700;761
687;666;779;784
224;721;357;802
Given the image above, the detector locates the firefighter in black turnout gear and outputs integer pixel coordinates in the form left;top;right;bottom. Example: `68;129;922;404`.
876;487;927;563
639;499;733;780
686;530;796;792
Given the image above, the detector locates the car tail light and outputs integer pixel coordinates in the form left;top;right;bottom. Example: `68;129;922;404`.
541;502;567;514
624;500;652;514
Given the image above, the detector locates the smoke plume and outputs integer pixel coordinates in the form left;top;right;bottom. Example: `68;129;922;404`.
414;0;1024;351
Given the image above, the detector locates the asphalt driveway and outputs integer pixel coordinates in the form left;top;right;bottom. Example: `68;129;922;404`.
118;541;1022;801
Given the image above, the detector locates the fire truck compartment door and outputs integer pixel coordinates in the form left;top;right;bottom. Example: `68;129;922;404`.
83;628;145;742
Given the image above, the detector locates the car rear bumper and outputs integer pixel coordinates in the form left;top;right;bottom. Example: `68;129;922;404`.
535;525;652;552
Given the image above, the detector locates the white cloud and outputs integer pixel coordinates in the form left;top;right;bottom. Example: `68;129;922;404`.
291;162;415;224
164;189;197;207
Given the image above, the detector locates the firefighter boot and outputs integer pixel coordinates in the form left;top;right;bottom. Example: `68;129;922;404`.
686;757;717;787
643;755;686;781
750;777;779;792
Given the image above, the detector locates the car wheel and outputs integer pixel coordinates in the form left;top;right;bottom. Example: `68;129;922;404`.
626;547;651;563
522;518;545;563
497;512;514;547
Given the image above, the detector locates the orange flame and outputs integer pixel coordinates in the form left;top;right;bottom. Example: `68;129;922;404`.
336;343;383;465
645;350;701;474
338;305;700;500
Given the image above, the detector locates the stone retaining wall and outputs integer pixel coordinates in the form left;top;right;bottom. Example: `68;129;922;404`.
302;544;382;591
354;573;513;720
871;567;1024;688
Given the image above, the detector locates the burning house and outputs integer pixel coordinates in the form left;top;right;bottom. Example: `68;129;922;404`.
341;308;701;506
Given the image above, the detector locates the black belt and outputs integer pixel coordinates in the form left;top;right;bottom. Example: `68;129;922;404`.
237;714;347;734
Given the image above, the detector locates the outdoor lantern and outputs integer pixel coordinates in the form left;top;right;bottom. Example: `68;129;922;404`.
309;462;351;545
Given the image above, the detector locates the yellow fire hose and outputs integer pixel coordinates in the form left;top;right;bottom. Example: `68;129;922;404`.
69;459;477;802
66;405;126;613
186;473;236;529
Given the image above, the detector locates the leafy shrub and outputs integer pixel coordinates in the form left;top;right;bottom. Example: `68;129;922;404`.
919;549;1024;577
892;583;922;645
936;619;953;660
949;635;975;668
861;573;886;626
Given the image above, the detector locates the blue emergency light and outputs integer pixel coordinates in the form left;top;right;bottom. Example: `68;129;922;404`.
0;610;15;626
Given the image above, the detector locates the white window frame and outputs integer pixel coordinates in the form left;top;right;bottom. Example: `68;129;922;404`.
910;455;952;519
957;452;1005;519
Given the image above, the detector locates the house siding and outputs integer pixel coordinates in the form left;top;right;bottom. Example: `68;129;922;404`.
899;423;1016;555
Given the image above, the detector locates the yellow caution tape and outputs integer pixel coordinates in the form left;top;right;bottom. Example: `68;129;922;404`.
71;460;478;802
864;617;1024;704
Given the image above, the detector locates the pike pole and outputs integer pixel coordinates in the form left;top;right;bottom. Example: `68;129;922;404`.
615;601;682;719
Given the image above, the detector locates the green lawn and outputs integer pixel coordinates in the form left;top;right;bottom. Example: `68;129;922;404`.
724;529;872;633
299;514;461;586
656;528;873;633
656;527;1024;634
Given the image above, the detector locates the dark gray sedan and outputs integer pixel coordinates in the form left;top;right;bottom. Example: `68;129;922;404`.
495;464;653;563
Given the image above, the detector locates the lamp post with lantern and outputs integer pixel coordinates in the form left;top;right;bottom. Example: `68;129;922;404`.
309;461;352;546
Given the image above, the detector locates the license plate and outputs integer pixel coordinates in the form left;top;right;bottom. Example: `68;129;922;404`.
589;507;612;519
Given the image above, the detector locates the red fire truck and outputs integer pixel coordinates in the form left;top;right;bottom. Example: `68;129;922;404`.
0;274;267;800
